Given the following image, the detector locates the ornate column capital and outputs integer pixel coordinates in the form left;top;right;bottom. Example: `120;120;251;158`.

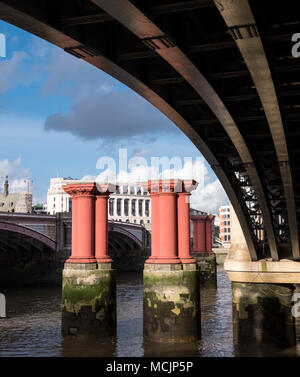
141;179;198;194
63;183;97;198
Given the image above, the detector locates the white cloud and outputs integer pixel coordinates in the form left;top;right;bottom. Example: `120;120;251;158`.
0;51;29;94
81;158;228;213
190;179;229;214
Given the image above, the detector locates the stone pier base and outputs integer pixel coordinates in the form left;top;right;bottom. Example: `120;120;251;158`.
193;253;217;287
232;282;295;349
62;263;116;336
143;263;200;343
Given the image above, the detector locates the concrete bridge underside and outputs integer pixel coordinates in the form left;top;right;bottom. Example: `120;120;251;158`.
0;227;57;285
0;0;299;261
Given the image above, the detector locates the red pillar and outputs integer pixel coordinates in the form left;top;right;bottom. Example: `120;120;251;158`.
205;215;215;253
63;183;97;264
147;192;160;262
177;192;195;263
143;179;198;264
191;215;208;253
158;191;179;263
71;196;79;259
95;191;112;263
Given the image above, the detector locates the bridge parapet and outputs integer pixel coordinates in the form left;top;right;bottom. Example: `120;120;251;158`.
0;212;57;241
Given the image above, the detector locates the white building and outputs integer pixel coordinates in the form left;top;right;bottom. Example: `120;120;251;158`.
109;184;151;230
46;178;151;230
219;205;231;246
47;177;74;215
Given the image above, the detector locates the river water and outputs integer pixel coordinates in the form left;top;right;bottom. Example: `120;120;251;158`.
0;266;299;357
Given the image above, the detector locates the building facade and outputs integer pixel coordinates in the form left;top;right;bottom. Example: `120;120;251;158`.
47;178;151;230
108;184;151;231
219;205;231;246
47;177;74;215
0;176;32;213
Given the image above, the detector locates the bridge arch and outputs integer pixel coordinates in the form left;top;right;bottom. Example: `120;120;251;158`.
0;221;56;251
108;222;149;272
108;222;144;250
1;1;299;260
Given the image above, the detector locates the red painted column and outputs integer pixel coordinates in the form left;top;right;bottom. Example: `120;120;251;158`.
70;196;79;260
95;193;112;263
143;180;181;264
205;215;215;253
177;192;195;263
147;192;160;262
158;191;179;263
63;184;97;264
191;215;207;253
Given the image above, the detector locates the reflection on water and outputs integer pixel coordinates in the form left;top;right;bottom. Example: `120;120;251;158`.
0;266;298;357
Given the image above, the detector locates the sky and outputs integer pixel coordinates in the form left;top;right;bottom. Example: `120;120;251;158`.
0;20;228;213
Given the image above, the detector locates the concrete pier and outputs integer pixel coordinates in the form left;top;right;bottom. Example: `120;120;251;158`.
225;204;298;350
143;263;200;343
62;263;116;336
232;281;295;349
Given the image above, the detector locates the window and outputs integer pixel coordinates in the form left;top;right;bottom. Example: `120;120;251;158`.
132;199;136;216
109;199;114;216
130;186;134;195
123;185;128;194
138;200;143;216
124;199;129;216
117;199;121;216
145;200;150;217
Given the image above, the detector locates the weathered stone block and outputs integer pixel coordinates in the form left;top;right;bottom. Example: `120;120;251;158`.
193;253;217;287
62;263;116;336
143;263;200;343
232;282;295;351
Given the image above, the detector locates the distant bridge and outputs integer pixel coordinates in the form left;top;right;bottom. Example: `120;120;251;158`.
0;211;149;256
0;211;150;283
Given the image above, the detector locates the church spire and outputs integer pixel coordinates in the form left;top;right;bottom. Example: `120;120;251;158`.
4;175;8;197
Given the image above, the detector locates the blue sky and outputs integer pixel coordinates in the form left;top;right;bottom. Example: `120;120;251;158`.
0;20;228;212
